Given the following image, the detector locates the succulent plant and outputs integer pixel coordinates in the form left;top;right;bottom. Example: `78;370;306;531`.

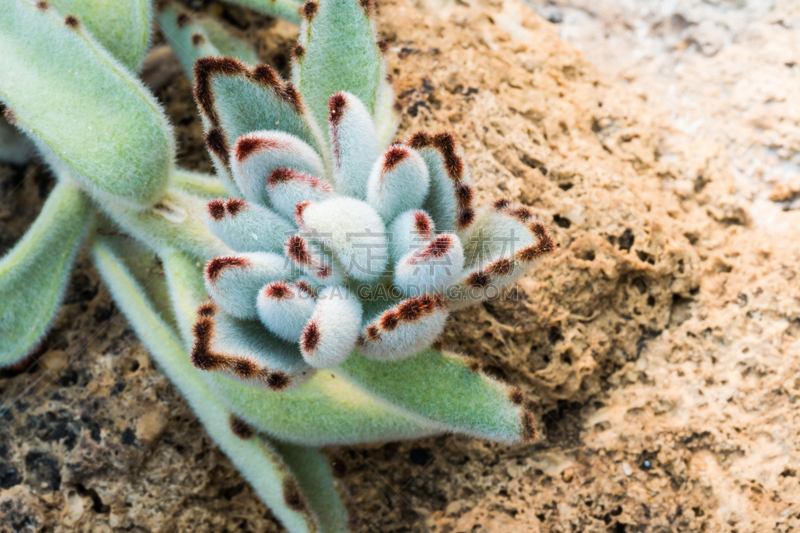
0;0;555;530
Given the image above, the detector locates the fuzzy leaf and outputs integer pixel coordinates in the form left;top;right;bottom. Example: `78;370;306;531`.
230;131;326;207
387;209;435;263
0;181;91;366
267;167;334;220
450;202;556;308
408;132;475;233
50;0;153;71
356;294;448;361
208;370;445;446
257;281;317;342
192;306;315;390
91;239;344;533
204;252;291;319
394;233;464;296
274;443;354;533
162;250;206;348
297;196;387;282
194;57;323;163
205;198;294;254
223;0;303;24
0;0;173;205
294;0;382;139
341;348;535;443
102;190;231;260
366;145;429;223
284;234;346;286
300;286;362;368
327;92;379;198
158;4;258;78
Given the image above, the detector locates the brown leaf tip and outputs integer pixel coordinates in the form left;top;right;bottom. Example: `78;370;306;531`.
265;281;292;300
64;14;80;28
267;371;291;391
205;256;249;282
416;235;454;260
191;33;205;46
330;456;348;478
35;0;49;10
194;57;247;125
521;410;537;442
226;198;246;216
487;257;514;277
234;134;282;162
197;301;217;318
176;13;190;28
432;132;464;181
294;281;317;298
207;200;226;221
377;39;388;54
466;271;490;289
286;235;311;265
509;387;525;405
294;200;311;223
517;222;557;262
377;294;447;334
383;146;409;173
301;0;319;19
407;131;432;150
493;198;511;210
413;212;434;239
229;415;254;439
282;478;306;511
250;63;279;87
328;92;348;127
292;43;306;60
301;321;320;353
457;208;476;229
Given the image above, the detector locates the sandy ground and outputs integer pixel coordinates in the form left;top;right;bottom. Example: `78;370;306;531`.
1;0;800;531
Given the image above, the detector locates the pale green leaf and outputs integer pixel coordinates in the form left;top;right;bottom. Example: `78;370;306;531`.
224;0;303;25
0;181;92;366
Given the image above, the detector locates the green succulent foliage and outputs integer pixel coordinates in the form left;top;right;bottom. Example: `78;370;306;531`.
48;0;153;71
0;180;92;366
223;0;304;24
0;0;173;206
0;0;557;531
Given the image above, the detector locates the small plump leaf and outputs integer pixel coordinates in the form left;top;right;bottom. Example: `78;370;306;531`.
204;197;295;254
204;252;291;319
328;92;379;198
224;0;303;24
299;285;362;368
0;181;91;366
366;144;429;222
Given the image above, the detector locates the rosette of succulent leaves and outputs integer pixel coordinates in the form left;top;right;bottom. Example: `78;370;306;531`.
0;0;556;530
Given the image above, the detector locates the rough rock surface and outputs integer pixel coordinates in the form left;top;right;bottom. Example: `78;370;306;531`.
2;0;799;532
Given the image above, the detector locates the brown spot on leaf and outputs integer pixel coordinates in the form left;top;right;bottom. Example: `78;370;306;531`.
229;415;254;439
286;235;311;265
377;40;388;53
413;212;433;238
250;63;279;87
466;271;490;289
521;410;537;442
194;57;247;126
292;43;305;59
301;321;320;353
64;15;79;28
328;92;347;127
509;387;525;405
197;301;217;318
191;33;205;46
265;282;291;300
383;146;409;173
294;281;317;298
407;131;432;149
207;200;226;221
234;135;281;162
282;478;306;511
267;371;291;391
225;198;246;215
301;0;318;19
204;128;230;168
176;13;190;27
466;358;482;372
35;1;49;10
487;258;514;277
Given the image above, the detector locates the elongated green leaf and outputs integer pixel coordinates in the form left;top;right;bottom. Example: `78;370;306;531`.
92;237;347;533
294;0;383;141
275;443;353;533
0;181;92;366
49;0;152;71
0;0;173;206
171;168;228;198
102;189;231;260
158;4;258;79
208;370;444;446
341;349;535;443
224;0;303;24
162;250;206;348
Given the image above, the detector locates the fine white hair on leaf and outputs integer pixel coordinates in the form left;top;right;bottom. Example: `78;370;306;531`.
267;167;335;219
394;233;464;296
357;294;449;361
300;286;363;368
257;281;317;343
296;197;388;282
230;130;325;207
366;145;429;222
204;198;294;254
283;234;347;285
327;92;379;199
387;209;435;263
204;252;292;319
